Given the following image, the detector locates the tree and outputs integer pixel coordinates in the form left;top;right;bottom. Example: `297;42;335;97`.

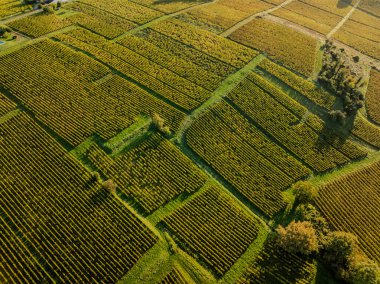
152;113;171;136
293;181;318;204
349;258;380;284
102;179;117;193
276;221;319;255
329;110;346;124
295;204;329;235
323;231;358;266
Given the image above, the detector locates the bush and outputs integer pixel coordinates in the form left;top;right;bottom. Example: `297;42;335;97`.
152;113;171;136
349;258;380;284
293;181;318;204
329;110;346;124
102;179;117;193
323;231;358;266
42;5;54;14
276;221;319;255
295;204;329;235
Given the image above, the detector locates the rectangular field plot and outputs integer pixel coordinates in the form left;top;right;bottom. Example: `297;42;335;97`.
129;0;208;13
177;0;272;34
271;0;342;35
186;100;310;217
151;18;258;68
358;0;380;17
299;0;357;16
228;18;318;76
0;39;184;146
315;160;380;262
87;133;208;213
65;2;137;39
163;184;262;277
54;28;212;111
365;69;380;125
0;0;31;20
237;240;315;284
226;73;366;173
0;113;158;283
8;11;72;37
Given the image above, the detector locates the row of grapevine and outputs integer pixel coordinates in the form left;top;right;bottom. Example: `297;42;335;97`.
66;2;137;39
134;28;237;78
0;40;184;146
228;18;318;76
237;240;315;283
315;160;380;262
365;69;380;124
247;72;367;161
333;19;380;60
55;28;209;111
227;74;353;172
271;0;342;35
351;115;380;148
258;58;336;109
79;0;164;24
117;33;223;91
0;92;16;116
186;105;289;217
87;133;208;213
0;0;31;19
8;12;72;37
0;113;158;283
158;267;189;284
1;218;53;284
151;18;258;68
129;0;205;13
163;184;262;277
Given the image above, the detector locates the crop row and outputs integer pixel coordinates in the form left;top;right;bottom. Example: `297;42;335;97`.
8;12;72;37
0;40;184;146
212;101;311;180
117;34;223;91
164;184;261;277
315;160;380;262
186;107;288;217
365;69;380;124
0;113;157;283
151;18;258;68
55;28;208;111
351;115;380;149
136;28;236;78
258;58;336;109
227;74;351;172
237;240;315;283
87;133;208;213
66;2;137;39
228;18;317;76
0;92;16;116
79;0;163;24
158;268;188;284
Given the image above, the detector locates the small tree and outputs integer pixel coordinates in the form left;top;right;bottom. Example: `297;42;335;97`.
276;221;319;255
323;231;358;266
295;204;329;235
152;113;171;136
102;179;117;194
56;1;62;9
42;5;54;14
293;181;318;204
329;110;347;124
349;258;380;284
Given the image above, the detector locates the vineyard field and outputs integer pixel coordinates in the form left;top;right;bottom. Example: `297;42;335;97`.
366;69;380;125
228;18;318;76
316;161;380;262
0;113;158;282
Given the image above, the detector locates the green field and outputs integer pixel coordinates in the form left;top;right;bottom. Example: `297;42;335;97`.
1;0;379;283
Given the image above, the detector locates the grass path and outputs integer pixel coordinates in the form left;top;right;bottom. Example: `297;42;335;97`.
174;54;265;143
220;0;296;37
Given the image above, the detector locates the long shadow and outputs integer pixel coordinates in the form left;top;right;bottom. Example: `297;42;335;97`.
337;0;353;8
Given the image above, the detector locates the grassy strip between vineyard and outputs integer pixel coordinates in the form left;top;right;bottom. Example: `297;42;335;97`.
174;53;265;142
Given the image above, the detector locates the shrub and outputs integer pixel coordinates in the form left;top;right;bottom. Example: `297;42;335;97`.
276;221;319;255
322;231;358;266
42;5;54;14
152;113;171;136
102;179;117;193
293;181;318;204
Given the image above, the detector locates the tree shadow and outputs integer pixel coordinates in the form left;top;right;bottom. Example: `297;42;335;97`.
337;0;353;9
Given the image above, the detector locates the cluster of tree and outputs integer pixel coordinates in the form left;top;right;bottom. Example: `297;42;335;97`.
318;40;365;122
276;181;380;283
0;26;16;40
152;113;171;136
